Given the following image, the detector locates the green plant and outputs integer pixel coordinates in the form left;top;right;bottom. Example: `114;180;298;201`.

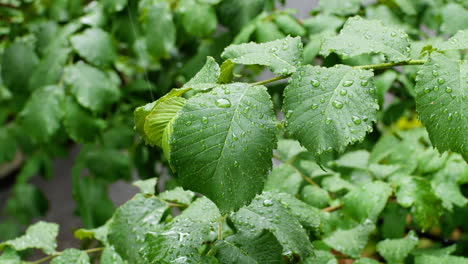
1;0;468;263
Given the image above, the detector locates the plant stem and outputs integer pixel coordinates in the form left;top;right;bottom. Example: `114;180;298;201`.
250;59;427;86
31;248;105;264
352;59;426;70
217;215;227;240
322;204;343;213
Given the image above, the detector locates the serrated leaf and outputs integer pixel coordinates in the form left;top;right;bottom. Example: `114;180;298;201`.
276;139;306;162
142;197;220;264
302;14;344;34
158;187;195;205
74;222;110;245
215;230;283;264
28;46;71;91
177;0;217;37
376;231;418;264
321;16;411;62
283;65;378;155
171;83;277;213
255;20;286;43
274;14;306;36
140;0;176;58
19;85;64;143
342;181;392;223
334;150;370;170
0;221;58;255
108;194;168;263
382;203;407;239
316;0;361;16
414;54;467;161
132;178;157;194
440;3;468;35
231;193;313;259
323;221;375;258
183;57;220;90
264;164;302;195
1;40;38;92
50;249;90;264
63;97;106;143
395;176;442;230
64;61;120;113
71;28;117;68
435;30;468;51
415;255;468;264
222;36;303;76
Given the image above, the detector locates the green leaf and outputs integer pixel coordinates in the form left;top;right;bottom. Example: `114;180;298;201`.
28;46;71;91
0;127;17;163
63;97;106;143
394;0;417;15
5;184;48;225
1;40;38;92
64;61;120;113
72;176;115;228
316;0;361;16
50;249;90;264
264;164;302;195
303;249;337;264
222;36;303;76
102;0;127;13
283;65;378;155
0;247;21;264
415;255;468;264
19;85;64;143
301;185;330;208
435;30;468;51
219;60;235;84
302;14;344;34
354;258;380;264
276;139;306;162
321;16;411;62
395;176;442;230
142;197;220;264
80;147;131;181
215;230;283;263
376;231;418;264
323;221;375;258
414;54;467;161
216;0;267;33
274;13;306;36
108;194;168;264
440;3;468;35
183;57;220;90
140;0;176;58
132;178;157;194
342;181;392;223
231;193;313;259
158;187;195;205
177;0;217;37
255;20;286;43
101;246;125;264
334;150;370;170
71;28;117;68
382;203;407;239
171;83;277;213
0;221;58;255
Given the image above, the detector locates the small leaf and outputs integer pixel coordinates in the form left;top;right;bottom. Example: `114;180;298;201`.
219;60;235;84
0;247;21;264
222;36;303;76
342;181;392;223
321;16;411;62
171;83;277;213
274;13;306;36
414;54;467;161
108;194;168;263
142;197;220;263
264;164;302;195
177;0;217;37
415;255;468;264
64;62;120;113
158;187;195;205
283;65;378;155
100;246;125;264
435;30;468;51
63;97;106;143
440;3;468;35
0;221;58;255
1;40;38;92
71;28;117;68
231;193;313;259
28;45;71;91
215;230;283;263
183;57;220;90
376;231;419;264
316;0;361;16
0;127;17;164
5;184;48;225
79;147;131;181
50;249;90;264
132;178;157;194
323;221;375;258
19;85;64;143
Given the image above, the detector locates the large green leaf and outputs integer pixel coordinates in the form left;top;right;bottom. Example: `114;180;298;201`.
231;193;313;259
170;83;277;213
100;246;125;264
323;221;375;259
64;61;120;113
140;0;176;58
321;16;411;62
435;30;468;51
108;194;168;264
71;28;117;68
283;65;378;155
342;181;392;222
0;247;21;264
414;54;467;161
63;97;106;143
28;46;71;91
1;41;38;92
19;85;64;143
376;231;418;264
215;230;283;263
50;249;90;264
142;197;220;264
0;221;58;255
222;36;303;76
395;176;442;231
177;0;217;37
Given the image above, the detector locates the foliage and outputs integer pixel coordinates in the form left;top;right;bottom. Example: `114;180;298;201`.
1;0;468;263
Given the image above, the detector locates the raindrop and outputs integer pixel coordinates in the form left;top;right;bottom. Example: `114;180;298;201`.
215;98;231;108
263;199;274;207
352;116;362;125
340;89;348;95
432;70;439;77
424;87;431;94
332;100;344;109
233;161;239;167
325;118;332;124
433;85;439;91
437;77;445;84
311;79;320;87
360;80;368;86
343;80;354;87
311;104;319;110
445;87;452;93
185;121;192;126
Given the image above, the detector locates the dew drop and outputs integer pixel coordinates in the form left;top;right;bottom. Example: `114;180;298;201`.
215;98;231;108
433;85;439;91
445;87;452;93
185;121;192;126
352;116;362;125
325;118;332;124
263;199;274;207
437;77;445;84
432;70;439;77
424;87;431;94
343;80;354;87
332;100;344;109
360;80;368;86
340;89;347;95
311;79;320;87
311;104;319;110
202;116;208;124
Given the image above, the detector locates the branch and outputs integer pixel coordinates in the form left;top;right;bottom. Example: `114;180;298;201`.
31;248;105;264
322;204;343;213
